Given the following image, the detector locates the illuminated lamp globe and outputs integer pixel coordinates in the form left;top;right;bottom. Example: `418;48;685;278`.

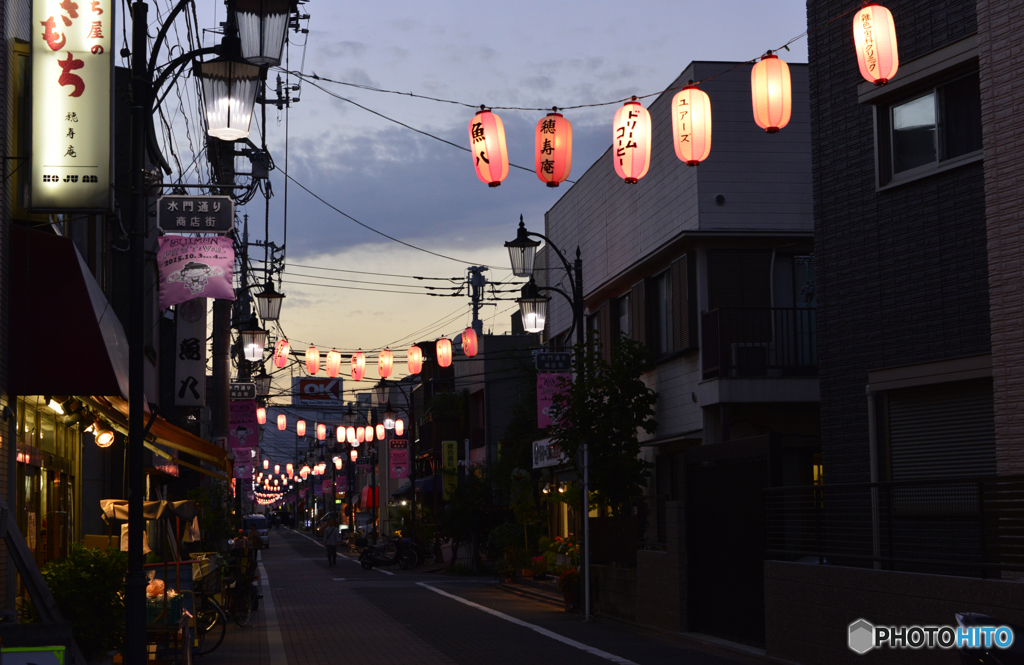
240;324;269;362
197;58;260;141
384;407;397;430
517;279;549;334
95;428;115;448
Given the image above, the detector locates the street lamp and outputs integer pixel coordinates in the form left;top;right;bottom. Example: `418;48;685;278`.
517;280;550;334
197;58;261;141
235;0;293;66
504;218;542;278
239;321;269;362
254;363;272;395
253;279;285;321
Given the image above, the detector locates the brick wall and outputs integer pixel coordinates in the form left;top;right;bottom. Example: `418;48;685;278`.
978;0;1024;474
808;0;990;483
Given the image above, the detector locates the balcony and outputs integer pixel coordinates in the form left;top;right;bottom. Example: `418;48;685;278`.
701;307;817;380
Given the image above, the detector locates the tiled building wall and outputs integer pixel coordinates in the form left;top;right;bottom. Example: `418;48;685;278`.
808;0;989;484
978;0;1024;474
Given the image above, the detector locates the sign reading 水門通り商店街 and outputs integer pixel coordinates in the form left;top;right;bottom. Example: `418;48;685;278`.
31;0;113;211
157;236;236;310
157;195;236;234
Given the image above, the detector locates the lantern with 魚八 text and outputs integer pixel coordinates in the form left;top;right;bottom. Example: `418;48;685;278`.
672;84;712;166
378;349;394;378
273;339;290;368
436;338;453;368
326;349;342;378
468;107;509;187
317;423;326;441
256;407;267;425
854;3;899;85
297;419;306;437
462;327;479;357
306;345;320;375
277;414;287;431
613;98;651;184
751;52;792;133
407;345;423;374
376;424;385;440
351;352;366;381
535;111;573;187
395;419;405;437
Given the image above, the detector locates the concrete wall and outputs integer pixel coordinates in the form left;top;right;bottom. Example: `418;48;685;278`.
636;502;688;632
765;561;1024;665
592;564;637;623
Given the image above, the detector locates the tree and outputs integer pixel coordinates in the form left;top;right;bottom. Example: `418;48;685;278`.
548;337;658;516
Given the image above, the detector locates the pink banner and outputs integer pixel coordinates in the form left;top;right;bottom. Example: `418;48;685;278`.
314;481;323;496
389;439;409;479
322;478;333;494
299;488;307;499
234;459;253;480
335;476;348;494
157;236;235;310
537;373;570;428
229;401;259;450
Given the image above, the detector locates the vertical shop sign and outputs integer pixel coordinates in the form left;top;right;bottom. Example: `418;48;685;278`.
31;0;113;210
442;440;457;500
175;298;207;407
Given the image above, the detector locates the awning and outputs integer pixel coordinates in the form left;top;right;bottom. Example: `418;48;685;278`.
391;476;437;496
10;225;130;399
100;499;199;522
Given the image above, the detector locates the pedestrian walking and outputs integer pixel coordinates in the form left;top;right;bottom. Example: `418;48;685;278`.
324;518;339;567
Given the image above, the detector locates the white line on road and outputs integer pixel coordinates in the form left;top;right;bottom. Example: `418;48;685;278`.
333;578;347;581
287;528;394;575
417;583;640;665
259;562;289;665
376;568;395;576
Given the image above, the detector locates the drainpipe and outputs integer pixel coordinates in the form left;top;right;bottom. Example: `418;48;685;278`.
866;386;881;569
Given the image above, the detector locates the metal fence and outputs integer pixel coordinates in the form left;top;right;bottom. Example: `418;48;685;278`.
701;307;817;379
764;476;1024;577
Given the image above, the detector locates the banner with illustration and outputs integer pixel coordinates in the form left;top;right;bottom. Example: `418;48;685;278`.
322;478;333;495
157;236;235;309
389;439;409;479
335;476;348;494
233;459;253;480
314;481;323;496
228;401;259;450
537;373;570;428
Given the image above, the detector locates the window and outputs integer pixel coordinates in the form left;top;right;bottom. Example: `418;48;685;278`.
615;294;630;339
649;272;672;355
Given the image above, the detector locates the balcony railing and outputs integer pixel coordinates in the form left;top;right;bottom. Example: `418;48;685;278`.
765;476;1024;578
701;307;817;379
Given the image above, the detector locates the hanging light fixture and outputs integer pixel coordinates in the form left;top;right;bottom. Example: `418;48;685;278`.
334;456;343;470
317;423;327;441
94;421;115;448
300;465;310;479
350;449;358;463
277;413;287;431
535;109;573;187
254;363;272;396
672;83;712;166
274;464;280;474
407;345;423;375
235;0;292;67
296;419;306;437
326;350;342;378
378;349;394;378
468;106;509;187
286;463;294;478
273;339;291;368
517;279;550;334
306;345;320;375
505;218;542;278
239;322;269;362
384;406;397;430
366;425;375;442
347;426;356;444
854;3;899;85
395;419;405;437
253;279;285;321
351;352;366;382
356;427;365;444
612;97;652;184
263;458;270;469
376;423;385;440
336;425;345;443
256;407;267;425
751;51;792;133
462;327;479;357
197;58;261;141
436;338;453;368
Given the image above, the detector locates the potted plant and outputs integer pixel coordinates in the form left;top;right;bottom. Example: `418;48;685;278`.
557;568;580;612
496;559;516;583
531;556;547;580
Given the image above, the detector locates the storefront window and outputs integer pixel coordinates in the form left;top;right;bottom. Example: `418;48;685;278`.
39;409;56;454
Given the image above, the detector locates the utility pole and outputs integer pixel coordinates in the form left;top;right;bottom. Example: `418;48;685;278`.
468;266;488;334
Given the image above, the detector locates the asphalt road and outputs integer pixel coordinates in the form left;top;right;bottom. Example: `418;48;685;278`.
201;526;767;665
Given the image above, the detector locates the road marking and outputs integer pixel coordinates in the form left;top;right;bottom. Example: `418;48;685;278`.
259;562;289;665
333;578;347;581
377;568;395;576
288;528;323;547
417;583;640;665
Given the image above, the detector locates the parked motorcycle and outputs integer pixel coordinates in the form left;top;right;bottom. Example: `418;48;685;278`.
956;613;1024;665
358;536;419;570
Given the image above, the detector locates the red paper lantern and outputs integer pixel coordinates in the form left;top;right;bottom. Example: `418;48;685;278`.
337;426;345;443
395;419;405;437
357;427;365;444
376;424;385;440
286;463;294;478
468;107;509;187
535;111;573;187
854;4;899;85
436;338;453;368
300;465;309;478
317;423;327;441
462;327;479;357
751;52;792;133
274;464;280;474
263;458;269;469
277;413;287;431
378;349;394;378
297;419;306;437
366;425;375;442
351;352;366;381
350;449;358;462
612;98;651;184
305;345;320;375
672;84;712;166
407;345;423;375
325;349;342;378
273;339;290;368
256;407;267;425
347;427;356;444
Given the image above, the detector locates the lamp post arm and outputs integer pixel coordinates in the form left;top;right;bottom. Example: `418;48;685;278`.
536;284;580;342
524;230;576;283
148;46;220;175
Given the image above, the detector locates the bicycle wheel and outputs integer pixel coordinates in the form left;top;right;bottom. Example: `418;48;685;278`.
230;587;252;627
194;597;226;656
398;549;419;570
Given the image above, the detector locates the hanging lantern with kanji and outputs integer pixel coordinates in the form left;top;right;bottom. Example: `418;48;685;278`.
317;423;327;441
672;84;712;166
378;349;394;378
306;345;320;375
273;339;290;368
535;110;573;187
395;419;405;437
612;97;651;184
854;4;899;85
751;52;792;133
436;338;453;368
462;327;479;358
376;424;385;440
296;419;306;437
351;352;366;381
277;413;287;431
256;407;267;425
468;107;509;187
407;345;423;375
326;349;342;378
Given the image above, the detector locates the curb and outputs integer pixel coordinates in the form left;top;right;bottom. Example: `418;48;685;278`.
495;582;565;609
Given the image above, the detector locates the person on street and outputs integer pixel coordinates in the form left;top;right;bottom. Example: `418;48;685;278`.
324;518;339;567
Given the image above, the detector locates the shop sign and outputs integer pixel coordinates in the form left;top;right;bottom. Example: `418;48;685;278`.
292;377;344;406
30;0;113;211
532;438;568;469
157;195;235;234
175;298;207;407
389;439;409;479
535;351;572;372
229;382;256;400
234;459;253;480
157;236;236;310
442;440;457;500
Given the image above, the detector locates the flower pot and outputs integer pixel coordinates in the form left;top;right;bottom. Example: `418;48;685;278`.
520;568;533;579
561;583;579;612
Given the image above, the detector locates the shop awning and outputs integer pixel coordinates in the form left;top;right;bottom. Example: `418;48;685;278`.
10;226;130;399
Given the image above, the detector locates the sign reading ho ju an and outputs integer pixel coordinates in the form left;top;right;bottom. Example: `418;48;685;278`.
31;0;114;211
157;196;235;234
